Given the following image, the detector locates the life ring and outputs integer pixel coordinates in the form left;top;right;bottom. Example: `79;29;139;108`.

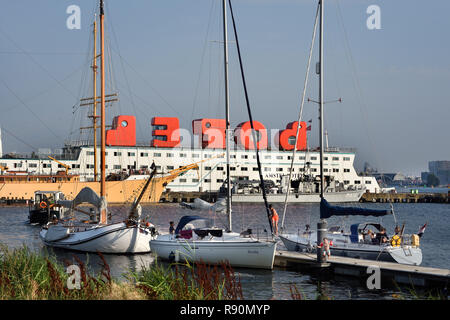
39;201;47;209
390;235;401;247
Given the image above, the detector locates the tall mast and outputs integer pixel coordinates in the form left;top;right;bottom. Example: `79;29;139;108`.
319;0;325;198
99;0;107;224
92;18;98;182
222;0;232;232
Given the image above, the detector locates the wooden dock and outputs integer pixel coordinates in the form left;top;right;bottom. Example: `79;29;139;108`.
160;191;219;203
162;191;449;204
275;250;450;288
361;192;449;203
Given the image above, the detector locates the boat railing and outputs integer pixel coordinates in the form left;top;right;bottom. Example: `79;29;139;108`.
399;233;414;247
252;226;273;241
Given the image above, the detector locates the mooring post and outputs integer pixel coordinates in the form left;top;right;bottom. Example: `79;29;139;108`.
317;219;328;263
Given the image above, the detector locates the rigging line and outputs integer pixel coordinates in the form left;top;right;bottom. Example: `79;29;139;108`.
281;1;320;230
107;44;186;122
0;27;79;100
227;0;273;236
0;51;89;55
0;126;39;152
113;78;167;119
2;80;63;141
71;23;95;143
190;0;216;122
334;0;386;201
0;61;87;115
334;0;378;168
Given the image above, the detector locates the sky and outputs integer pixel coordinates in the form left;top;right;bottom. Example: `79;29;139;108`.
0;0;449;176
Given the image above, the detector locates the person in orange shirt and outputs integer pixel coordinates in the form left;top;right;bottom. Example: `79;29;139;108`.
319;237;333;260
269;204;279;236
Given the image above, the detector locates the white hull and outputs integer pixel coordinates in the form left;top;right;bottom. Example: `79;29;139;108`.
232;189;365;203
279;233;422;266
40;222;154;253
150;233;277;269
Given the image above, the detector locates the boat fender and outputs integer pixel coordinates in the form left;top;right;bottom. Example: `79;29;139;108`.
390;235;401;247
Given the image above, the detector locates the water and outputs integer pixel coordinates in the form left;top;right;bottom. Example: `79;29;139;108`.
0;202;448;300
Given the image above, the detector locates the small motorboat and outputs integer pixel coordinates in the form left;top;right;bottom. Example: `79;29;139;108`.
28;191;68;224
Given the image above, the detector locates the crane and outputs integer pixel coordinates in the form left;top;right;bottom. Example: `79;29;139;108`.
47;156;71;175
166;153;225;181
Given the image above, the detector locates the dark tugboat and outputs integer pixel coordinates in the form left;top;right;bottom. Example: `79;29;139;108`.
28;191;67;224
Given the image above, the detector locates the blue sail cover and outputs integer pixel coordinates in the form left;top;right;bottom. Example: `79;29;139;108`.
320;198;392;219
175;215;212;234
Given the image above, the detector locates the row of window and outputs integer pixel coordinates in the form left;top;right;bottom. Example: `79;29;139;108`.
86;151;352;162
6;161;353;173
164;166;352;173
175;178;371;184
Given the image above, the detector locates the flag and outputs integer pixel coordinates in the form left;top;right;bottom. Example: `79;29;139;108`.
417;222;427;238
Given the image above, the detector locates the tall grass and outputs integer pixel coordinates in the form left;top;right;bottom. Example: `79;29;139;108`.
0;244;116;300
0;245;243;300
127;259;243;300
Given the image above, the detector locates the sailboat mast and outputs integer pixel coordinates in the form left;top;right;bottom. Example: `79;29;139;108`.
222;0;232;232
92;18;98;182
319;0;325;198
99;0;107;223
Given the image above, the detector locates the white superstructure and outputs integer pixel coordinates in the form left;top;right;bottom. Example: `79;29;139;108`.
0;144;381;193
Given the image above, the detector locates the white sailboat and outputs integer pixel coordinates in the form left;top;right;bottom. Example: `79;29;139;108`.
39;0;156;254
278;0;423;266
150;0;277;269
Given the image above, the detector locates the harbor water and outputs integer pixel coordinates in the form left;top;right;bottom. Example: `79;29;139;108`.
0;202;448;300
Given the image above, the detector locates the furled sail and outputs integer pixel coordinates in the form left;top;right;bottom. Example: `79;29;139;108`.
58;187;106;212
320;198;392;219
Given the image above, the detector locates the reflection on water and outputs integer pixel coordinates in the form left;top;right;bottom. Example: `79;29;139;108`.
0;202;447;300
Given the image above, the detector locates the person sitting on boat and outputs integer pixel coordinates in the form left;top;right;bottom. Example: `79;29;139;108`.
364;229;375;243
269;204;279;236
303;224;311;235
169;221;175;235
51;214;58;225
375;228;388;244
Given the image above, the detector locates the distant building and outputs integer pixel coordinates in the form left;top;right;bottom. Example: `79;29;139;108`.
421;171;429;183
428;161;450;186
372;173;406;186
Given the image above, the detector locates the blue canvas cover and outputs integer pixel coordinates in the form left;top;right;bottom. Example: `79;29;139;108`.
175;216;212;234
320;198;392;219
350;224;359;243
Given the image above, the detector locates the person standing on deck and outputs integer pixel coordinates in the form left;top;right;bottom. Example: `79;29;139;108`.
269;204;279;236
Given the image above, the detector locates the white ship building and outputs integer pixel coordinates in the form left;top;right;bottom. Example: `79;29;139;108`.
0;143;381;194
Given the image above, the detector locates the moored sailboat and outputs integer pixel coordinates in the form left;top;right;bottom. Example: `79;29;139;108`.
39;0;157;254
150;0;277;269
278;0;423;266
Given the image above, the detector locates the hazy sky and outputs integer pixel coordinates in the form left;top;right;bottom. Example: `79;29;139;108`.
0;0;449;176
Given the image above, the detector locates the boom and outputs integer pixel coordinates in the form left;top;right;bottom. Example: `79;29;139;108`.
47;156;71;175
